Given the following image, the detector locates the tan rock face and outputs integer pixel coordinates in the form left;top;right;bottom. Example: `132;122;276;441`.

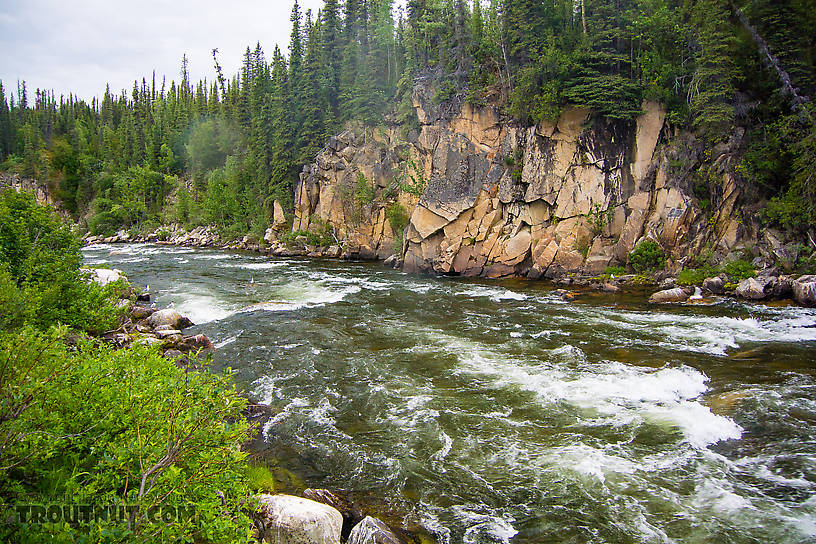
292;89;750;280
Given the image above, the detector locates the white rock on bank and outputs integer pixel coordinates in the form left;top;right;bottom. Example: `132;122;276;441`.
254;494;343;544
82;267;127;287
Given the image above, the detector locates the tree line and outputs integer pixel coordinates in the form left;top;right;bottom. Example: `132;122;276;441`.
0;0;814;236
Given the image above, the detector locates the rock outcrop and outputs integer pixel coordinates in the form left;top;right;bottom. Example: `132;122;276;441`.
347;516;406;544
294;82;755;279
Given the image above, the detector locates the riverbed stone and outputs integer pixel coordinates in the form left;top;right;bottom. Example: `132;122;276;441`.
147;308;194;330
793;275;816;307
736;277;769;300
253;494;342;544
648;287;690;304
703;277;724;295
347;516;405;544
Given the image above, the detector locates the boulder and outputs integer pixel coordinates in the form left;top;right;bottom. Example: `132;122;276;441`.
736;277;769;300
303;489;363;540
179;334;215;352
131;305;156;320
147;308;195;330
702;277;724;295
83;267;127;287
793;275;816;307
347;516;406;544
253;494;343;544
648;287;690;304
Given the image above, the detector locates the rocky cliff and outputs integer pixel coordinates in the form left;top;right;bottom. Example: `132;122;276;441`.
266;87;760;278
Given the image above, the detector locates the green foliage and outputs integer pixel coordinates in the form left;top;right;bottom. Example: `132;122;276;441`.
605;265;626;276
395;158;427;197
0;190;122;334
723;259;757;281
355;172;376;205
0;328;254;543
586;204;612;235
245;464;277;494
282;228;333;248
386;202;409;255
628;240;666;274
677;266;720;286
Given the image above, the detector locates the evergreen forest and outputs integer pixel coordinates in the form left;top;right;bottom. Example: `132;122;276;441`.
1;0;815;237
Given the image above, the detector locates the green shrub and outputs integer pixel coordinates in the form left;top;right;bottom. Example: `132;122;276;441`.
628;240;666;274
677;266;720;286
0;329;254;543
386;202;409;255
723;259;756;281
0;190;123;334
605;265;626;276
246;464;277;494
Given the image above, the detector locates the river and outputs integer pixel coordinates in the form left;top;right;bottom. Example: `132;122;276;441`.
82;243;816;544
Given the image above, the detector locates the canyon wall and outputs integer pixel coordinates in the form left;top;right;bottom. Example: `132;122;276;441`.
290;85;753;278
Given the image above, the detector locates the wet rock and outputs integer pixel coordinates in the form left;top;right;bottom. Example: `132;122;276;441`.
793;275;816;307
136;290;151;302
553;289;578;301
147;309;195;330
253;494;342;544
155;329;182;338
347;516;406;544
658;277;677;290
383;255;397;268
736;277;769;300
601;282;620;293
702;277;724;295
303;489;363;540
243;403;274;420
648;287;690;304
179;334;215;352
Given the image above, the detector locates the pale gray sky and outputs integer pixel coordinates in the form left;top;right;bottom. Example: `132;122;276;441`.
0;0;328;103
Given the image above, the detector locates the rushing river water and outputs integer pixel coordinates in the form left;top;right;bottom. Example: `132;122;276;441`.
82;243;816;544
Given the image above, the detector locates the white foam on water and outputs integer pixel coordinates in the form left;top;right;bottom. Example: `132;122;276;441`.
545;444;639;483
241;283;361;313
418;331;742;448
459;285;528;302
453;508;518;544
224;261;288;270
194;252;240;260
172;293;235;324
214;335;238;349
509;332;523;338
593;307;816;355
693;480;755;513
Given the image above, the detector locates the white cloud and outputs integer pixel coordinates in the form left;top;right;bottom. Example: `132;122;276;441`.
0;0;326;102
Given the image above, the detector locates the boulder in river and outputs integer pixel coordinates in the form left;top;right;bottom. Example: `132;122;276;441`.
347;516;406;544
253;494;342;544
303;489;363;540
702;276;724;295
793;275;816;307
736;277;769;300
648;287;690;304
147;308;194;330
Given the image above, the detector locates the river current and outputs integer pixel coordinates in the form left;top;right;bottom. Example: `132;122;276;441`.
82;243;816;544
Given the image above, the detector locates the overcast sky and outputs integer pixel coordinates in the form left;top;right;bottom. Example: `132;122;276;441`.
0;0;333;103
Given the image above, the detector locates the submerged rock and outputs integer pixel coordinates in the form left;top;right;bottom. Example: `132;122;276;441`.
648;287;690;304
793;275;816;307
347;516;405;544
253;494;342;544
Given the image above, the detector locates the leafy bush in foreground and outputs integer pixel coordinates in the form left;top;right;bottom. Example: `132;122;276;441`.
0;329;255;543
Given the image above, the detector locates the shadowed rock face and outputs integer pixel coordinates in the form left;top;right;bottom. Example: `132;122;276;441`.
293;84;756;279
